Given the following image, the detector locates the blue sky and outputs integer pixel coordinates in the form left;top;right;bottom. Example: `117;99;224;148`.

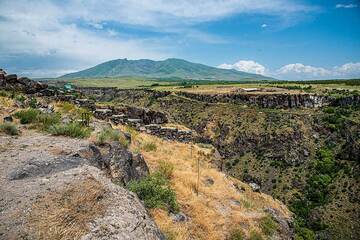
0;0;359;79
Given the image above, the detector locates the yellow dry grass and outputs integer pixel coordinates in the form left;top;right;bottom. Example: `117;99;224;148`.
117;125;291;240
28;177;106;240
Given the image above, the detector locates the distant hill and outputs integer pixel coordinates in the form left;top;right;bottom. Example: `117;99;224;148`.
59;58;275;81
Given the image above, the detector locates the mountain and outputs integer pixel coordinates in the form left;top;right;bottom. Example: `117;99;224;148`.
60;58;274;81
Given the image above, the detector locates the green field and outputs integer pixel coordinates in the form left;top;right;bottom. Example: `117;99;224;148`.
46;77;360;95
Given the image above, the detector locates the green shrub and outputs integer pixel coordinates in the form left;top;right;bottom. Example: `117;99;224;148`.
0;90;10;97
315;148;335;174
228;228;244;240
142;141;157;152
260;215;277;236
48;122;91;138
60;102;76;113
322;107;335;114
96;128;129;146
14;109;40;124
158;160;174;180
0;123;18;135
127;172;179;213
306;174;332;204
96;128;120;144
295;227;316;240
36;113;61;130
29;98;37;108
249;230;263;240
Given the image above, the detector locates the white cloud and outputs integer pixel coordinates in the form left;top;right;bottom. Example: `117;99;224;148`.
64;0;315;28
261;23;268;28
276;63;330;78
276;62;360;79
218;60;267;75
335;3;358;8
218;60;360;79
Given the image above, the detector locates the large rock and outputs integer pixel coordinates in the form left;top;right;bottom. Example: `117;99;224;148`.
0;70;48;94
88;142;149;185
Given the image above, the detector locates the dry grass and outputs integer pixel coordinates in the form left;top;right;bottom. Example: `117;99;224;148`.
28;177;106;240
118;125;291;240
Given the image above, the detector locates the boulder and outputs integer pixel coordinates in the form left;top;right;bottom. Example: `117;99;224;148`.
88;142;149;185
5;74;17;83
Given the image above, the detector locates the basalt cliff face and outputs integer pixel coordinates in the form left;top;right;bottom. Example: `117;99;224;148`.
76;87;360;240
75;87;360;108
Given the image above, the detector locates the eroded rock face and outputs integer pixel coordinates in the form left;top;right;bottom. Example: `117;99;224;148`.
178;91;332;108
87;142;149;185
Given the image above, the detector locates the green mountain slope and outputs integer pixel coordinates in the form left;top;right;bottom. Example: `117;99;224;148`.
60;58;275;81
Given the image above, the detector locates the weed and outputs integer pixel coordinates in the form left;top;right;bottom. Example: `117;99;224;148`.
36;113;61;130
228;228;244;240
249;230;263;240
48;122;91;138
260;215;277;236
142;141;157;152
127;172;179;213
14;109;40;124
0;123;18;135
96;128;129;146
157;160;174;180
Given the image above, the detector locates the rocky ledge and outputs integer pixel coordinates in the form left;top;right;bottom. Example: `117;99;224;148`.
0;69;48;94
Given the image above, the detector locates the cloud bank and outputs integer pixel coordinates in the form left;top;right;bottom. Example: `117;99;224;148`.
218;61;360;80
335;3;358;9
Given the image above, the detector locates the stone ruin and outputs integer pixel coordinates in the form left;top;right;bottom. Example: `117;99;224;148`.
90;104;194;142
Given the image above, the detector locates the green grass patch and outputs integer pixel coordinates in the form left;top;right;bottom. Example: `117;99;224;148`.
249;230;263;240
142;141;157;152
0;122;18;135
14;109;40;124
127;171;179;213
228;228;245;240
48;122;91;138
260;215;277;236
96;127;129;146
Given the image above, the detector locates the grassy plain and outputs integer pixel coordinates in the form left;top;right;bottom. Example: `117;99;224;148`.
50;77;360;95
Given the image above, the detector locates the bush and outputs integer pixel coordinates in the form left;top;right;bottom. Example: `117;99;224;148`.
142;142;157;152
29;98;37;108
295;227;316;240
249;230;263;240
260;215;277;236
127;172;179;213
48;122;91;138
306;174;332;204
96;128;130;146
228;229;244;240
315;148;335;174
157;160;174;180
36;113;61;130
0;123;18;135
14;109;40;124
59;102;76;113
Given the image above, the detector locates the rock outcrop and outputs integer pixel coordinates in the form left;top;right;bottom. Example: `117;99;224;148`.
0;131;162;239
86;141;149;185
0;69;48;94
178;91;331;108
